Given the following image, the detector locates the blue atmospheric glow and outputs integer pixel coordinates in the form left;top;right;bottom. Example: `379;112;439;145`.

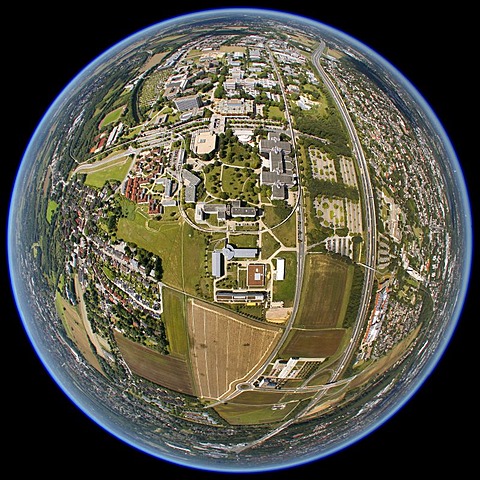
8;7;472;473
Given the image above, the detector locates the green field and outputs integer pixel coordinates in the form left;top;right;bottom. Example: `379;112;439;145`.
272;252;297;307
117;215;210;296
221;164;256;200
214;400;299;425
84;156;133;188
263;206;297;248
261;231;281;260
46;200;58;223
267;105;285;121
229;233;259;248
295;254;353;328
162;288;189;357
99;106;125;128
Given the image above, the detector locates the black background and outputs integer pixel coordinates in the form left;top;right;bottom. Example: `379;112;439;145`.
3;2;476;476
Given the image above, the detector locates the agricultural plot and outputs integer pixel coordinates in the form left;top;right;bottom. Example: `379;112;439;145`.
214;398;299;426
281;328;345;358
55;292;103;373
161;288;189;358
187;299;282;400
114;331;194;395
295;254;353;329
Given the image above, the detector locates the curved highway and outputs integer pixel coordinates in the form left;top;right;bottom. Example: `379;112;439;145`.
232;43;378;453
311;45;377;379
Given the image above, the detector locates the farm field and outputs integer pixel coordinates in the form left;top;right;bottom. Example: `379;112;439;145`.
213;390;316;426
280;328;345;358
161;288;189;358
214;399;299;426
187;299;282;400
56;292;103;373
295;254;353;329
114;331;194;395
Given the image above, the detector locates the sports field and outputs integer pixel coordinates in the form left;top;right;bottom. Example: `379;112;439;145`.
187;299;282;400
295;254;354;328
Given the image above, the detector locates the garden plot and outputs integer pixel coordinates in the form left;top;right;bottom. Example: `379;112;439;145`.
309;147;337;182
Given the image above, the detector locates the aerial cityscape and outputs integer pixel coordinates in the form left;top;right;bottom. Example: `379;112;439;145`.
8;8;471;472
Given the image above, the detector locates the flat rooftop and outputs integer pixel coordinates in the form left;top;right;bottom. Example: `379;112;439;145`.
247;263;265;287
192;131;217;155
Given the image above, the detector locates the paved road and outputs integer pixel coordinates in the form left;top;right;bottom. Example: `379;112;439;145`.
207;42;306;410
311;45;377;380
232;42;378;453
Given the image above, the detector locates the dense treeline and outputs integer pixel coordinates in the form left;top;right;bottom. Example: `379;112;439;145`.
309;177;359;202
70;54;144;161
343;264;366;328
293;104;350;157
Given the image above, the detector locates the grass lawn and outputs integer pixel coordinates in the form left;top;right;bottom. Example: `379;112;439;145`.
84;156;133;188
272;251;297;307
261;230;281;260
228;233;259;248
221;164;255;199
162;288;189;358
117;216;183;288
99;105;125;129
46;200;58;223
267;105;285;121
266;208;297;248
117;215;210;296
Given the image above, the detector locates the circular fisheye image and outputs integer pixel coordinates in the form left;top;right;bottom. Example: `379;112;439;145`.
8;7;472;473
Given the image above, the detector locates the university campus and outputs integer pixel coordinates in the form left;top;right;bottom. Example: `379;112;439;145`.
31;14;457;457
